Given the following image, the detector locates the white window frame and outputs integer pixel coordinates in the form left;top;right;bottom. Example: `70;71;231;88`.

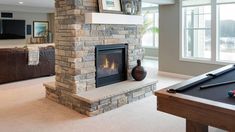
179;0;235;65
142;7;159;49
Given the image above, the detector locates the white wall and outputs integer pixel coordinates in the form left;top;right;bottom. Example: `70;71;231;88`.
158;0;223;76
0;11;50;48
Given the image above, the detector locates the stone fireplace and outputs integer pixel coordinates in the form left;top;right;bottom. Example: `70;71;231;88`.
95;44;127;87
44;0;157;116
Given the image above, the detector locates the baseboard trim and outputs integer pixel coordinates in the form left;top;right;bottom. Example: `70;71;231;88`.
158;71;193;79
144;56;158;60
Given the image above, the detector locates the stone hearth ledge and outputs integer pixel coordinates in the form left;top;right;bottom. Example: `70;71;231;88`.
73;78;157;103
44;78;157;116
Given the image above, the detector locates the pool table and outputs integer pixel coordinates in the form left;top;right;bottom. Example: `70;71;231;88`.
155;65;235;132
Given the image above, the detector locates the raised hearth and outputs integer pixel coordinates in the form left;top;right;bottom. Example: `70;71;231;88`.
44;78;157;116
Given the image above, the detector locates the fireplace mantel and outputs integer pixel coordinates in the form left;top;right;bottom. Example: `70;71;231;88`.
85;13;143;25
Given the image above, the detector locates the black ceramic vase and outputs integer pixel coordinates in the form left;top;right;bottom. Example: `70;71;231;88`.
131;59;147;81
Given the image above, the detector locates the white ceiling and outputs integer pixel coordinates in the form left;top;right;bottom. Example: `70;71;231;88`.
0;0;54;8
0;0;174;8
0;0;174;13
0;0;54;13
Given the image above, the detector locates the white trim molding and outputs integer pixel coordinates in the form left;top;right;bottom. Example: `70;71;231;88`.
144;56;158;60
158;71;193;79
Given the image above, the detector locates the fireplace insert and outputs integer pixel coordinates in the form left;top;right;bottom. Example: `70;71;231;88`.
95;44;128;87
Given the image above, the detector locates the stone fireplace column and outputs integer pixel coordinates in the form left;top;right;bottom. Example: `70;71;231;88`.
45;0;154;116
55;0;98;95
54;0;144;96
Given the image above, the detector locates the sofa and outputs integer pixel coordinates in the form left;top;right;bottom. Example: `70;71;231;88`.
0;46;55;84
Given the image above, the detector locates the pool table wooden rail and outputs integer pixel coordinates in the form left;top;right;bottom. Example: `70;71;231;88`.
155;65;235;132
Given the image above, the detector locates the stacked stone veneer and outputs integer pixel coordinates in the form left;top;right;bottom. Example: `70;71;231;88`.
55;0;143;93
45;82;156;116
45;0;156;116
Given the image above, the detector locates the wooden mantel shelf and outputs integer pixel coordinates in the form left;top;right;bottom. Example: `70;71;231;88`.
85;13;143;25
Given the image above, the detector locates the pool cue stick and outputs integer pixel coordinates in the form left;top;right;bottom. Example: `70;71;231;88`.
200;80;235;89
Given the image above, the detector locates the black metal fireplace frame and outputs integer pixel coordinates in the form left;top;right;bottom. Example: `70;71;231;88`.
95;44;128;88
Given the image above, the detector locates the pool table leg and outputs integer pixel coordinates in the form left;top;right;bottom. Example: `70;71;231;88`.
186;120;208;132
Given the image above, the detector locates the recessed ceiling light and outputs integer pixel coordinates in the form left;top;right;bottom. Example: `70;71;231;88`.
18;1;24;4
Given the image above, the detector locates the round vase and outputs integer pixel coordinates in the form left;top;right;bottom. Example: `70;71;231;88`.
124;0;137;15
131;59;147;81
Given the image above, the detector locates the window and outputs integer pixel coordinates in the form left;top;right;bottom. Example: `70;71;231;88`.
182;1;211;59
141;3;159;48
181;0;235;63
217;1;235;61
